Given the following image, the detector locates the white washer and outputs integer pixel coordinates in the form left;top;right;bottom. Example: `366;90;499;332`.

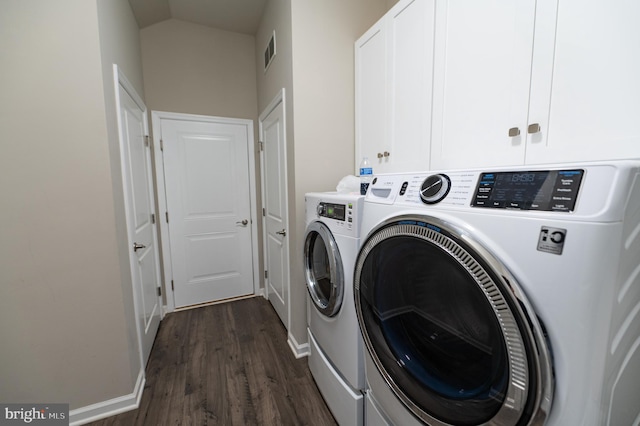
304;192;366;425
355;161;640;426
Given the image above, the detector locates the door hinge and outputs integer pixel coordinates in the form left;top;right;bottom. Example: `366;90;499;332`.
258;140;264;151
160;139;164;151
157;287;162;297
165;211;169;223
264;270;268;279
171;280;174;291
145;135;149;147
151;213;156;224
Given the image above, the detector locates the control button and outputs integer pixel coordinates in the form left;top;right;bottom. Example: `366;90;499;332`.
529;202;543;210
399;181;409;196
420;174;451;204
551;203;571;212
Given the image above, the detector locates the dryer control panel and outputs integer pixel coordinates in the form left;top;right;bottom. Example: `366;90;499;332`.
317;202;346;221
305;192;364;238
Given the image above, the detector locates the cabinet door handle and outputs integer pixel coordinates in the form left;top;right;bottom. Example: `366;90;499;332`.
377;152;383;159
383;151;390;157
527;123;541;134
508;127;521;137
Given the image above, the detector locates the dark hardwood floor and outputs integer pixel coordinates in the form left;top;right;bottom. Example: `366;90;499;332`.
87;297;337;426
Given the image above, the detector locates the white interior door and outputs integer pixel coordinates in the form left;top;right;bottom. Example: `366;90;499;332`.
259;90;290;328
116;67;162;367
161;118;254;308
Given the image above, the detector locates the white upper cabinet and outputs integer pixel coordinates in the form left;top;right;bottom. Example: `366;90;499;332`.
525;0;640;165
355;0;435;175
431;0;640;170
430;0;538;169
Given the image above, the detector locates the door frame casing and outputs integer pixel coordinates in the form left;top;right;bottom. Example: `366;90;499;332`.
258;88;291;333
151;111;260;313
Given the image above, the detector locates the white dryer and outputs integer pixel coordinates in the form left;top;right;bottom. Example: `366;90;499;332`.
304;192;366;425
355;161;640;426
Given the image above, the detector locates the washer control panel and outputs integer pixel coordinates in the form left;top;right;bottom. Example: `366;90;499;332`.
471;169;584;212
368;172;477;207
368;168;585;213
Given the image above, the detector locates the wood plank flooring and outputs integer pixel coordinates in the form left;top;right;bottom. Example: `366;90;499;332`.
87;297;337;426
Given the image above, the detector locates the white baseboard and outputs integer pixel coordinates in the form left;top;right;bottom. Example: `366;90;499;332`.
69;369;145;425
288;332;310;359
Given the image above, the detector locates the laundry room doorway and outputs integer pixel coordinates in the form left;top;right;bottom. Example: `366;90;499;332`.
152;111;260;310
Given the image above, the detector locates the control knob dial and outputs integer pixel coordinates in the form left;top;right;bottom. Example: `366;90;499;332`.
420;174;451;204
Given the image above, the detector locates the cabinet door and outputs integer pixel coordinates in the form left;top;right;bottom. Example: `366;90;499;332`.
355;19;387;175
430;0;537;170
386;0;435;173
525;0;640;164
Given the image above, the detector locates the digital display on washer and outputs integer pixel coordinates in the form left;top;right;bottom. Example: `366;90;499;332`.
471;169;584;212
319;202;346;221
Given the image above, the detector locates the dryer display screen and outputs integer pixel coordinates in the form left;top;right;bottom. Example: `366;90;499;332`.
472;169;584;212
319;202;346;221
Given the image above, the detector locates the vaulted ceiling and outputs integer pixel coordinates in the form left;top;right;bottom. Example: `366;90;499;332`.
127;0;268;35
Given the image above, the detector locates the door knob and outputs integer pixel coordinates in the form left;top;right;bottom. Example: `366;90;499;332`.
276;229;286;237
236;219;249;226
133;242;146;252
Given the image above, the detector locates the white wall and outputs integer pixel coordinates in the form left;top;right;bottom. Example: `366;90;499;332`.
140;19;258;121
255;0;296;331
387;0;401;9
96;0;148;390
289;0;389;347
255;0;388;345
0;0;144;411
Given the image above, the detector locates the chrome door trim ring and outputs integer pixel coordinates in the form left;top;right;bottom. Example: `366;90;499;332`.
304;221;344;317
354;215;554;426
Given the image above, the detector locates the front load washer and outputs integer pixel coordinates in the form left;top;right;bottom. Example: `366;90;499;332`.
355;161;640;426
304;192;366;425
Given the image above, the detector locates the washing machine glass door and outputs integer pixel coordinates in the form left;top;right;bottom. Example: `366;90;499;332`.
354;217;553;426
304;221;344;317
